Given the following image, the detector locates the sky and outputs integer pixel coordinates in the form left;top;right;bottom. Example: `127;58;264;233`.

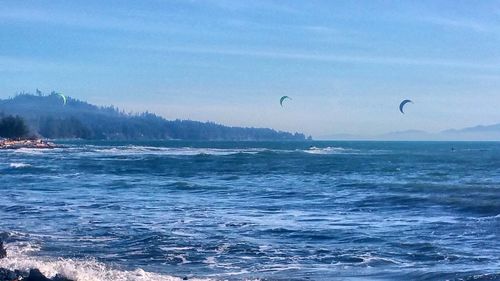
1;0;499;138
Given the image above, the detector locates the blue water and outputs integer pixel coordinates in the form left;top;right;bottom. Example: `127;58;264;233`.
0;141;499;280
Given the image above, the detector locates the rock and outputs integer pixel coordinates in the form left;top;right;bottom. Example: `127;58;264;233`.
52;274;74;281
0;139;59;150
18;269;31;279
0;267;27;281
0;242;6;259
0;243;74;281
0;268;11;279
26;269;51;281
0;268;74;281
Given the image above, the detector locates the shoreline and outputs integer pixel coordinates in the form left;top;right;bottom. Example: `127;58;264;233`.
0;139;58;150
0;240;195;281
0;241;73;281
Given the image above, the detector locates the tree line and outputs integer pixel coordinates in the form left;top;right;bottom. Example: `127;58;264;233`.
0;114;30;139
0;93;309;141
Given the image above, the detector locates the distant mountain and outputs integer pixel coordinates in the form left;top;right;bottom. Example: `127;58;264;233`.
319;125;500;141
315;133;370;141
440;124;500;141
0;93;308;141
443;124;500;133
378;130;434;141
318;130;435;141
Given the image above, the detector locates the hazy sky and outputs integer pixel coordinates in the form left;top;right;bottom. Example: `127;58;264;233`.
1;0;499;137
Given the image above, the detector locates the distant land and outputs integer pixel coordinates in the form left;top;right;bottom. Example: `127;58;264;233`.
319;126;500;141
0;93;308;141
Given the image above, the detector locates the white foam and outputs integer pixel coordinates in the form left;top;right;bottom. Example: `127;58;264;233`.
9;162;32;168
13;148;48;155
359;254;402;267
85;146;268;156
303;146;356;155
175;254;190;264
0;242;210;281
204;257;217;267
159;246;193;252
303;146;390;155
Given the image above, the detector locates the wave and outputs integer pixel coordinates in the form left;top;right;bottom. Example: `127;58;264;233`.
78;146;271;156
358;254;402;266
0;242;210;281
9;162;32;169
8;143;385;158
13;148;52;155
303;146;359;155
89;145;375;157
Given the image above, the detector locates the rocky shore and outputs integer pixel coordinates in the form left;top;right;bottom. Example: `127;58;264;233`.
0;242;73;281
0;139;58;150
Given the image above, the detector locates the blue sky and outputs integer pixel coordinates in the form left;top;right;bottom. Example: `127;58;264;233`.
1;0;499;137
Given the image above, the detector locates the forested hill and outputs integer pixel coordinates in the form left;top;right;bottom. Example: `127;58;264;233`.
0;93;308;141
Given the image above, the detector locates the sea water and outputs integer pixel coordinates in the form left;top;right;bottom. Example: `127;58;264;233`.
0;141;499;280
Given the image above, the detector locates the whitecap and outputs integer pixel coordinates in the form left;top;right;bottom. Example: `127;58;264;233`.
87;146;269;156
0;242;210;281
303;146;355;155
9;162;31;168
13;148;47;155
204;256;217;267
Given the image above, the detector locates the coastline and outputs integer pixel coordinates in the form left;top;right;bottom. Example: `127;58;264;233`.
0;241;73;281
0;239;198;281
0;139;58;150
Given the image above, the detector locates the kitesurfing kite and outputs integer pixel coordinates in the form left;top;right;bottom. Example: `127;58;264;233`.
57;93;67;105
399;99;412;114
280;96;291;107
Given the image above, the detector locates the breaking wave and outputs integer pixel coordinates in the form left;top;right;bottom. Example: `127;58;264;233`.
303;146;359;154
9;162;32;169
0;242;209;281
78;146;270;156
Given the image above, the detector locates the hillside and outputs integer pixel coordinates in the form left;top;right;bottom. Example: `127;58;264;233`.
317;126;500;141
0;93;307;141
440;124;500;141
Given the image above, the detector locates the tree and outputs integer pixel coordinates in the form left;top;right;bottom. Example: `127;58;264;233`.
0;115;30;139
0;94;308;141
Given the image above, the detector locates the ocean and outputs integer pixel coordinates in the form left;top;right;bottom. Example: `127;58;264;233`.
0;141;499;280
